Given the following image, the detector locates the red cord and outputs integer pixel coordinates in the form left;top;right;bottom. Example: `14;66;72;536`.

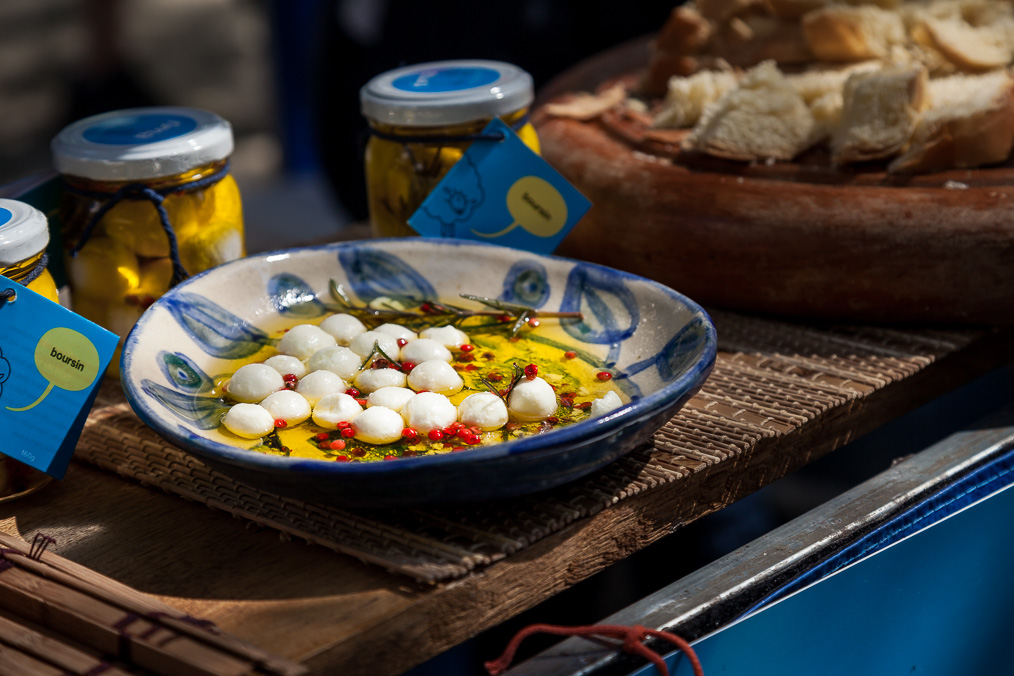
484;623;704;676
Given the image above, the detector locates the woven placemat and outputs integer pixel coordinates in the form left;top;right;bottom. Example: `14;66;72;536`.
75;311;977;584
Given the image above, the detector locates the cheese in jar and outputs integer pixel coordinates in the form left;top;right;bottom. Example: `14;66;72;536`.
51;107;245;347
360;60;540;238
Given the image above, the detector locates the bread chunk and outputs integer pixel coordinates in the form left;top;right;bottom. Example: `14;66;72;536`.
785;61;882;102
642;6;715;95
655;69;740;128
697;0;768;22
803;5;907;61
684;60;817;161
712;14;813;66
832;65;928;163
921;16;1014;71
889;70;1014;172
767;0;902;21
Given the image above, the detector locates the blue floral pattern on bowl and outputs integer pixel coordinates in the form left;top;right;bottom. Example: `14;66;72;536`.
121;238;716;507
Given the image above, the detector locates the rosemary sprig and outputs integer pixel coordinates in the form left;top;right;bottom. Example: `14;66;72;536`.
328;281;582;337
359;340;403;371
261;429;289;455
481;363;526;404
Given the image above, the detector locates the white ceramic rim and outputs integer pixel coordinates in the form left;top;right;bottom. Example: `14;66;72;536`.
120;238;718;479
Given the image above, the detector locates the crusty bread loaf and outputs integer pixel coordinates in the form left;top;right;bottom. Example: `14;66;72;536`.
832;65;928;163
574;0;1014;172
803;5;907;61
889;69;1014;172
767;0;903;21
808;90;845;141
712;14;813;66
683;60;817;160
785;61;882;102
655;69;740;128
696;0;768;22
920;16;1014;70
543;83;628;121
642;7;715;95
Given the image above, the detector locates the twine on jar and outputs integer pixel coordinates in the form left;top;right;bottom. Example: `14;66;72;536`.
366;114;529;145
0;253;49;306
62;163;230;289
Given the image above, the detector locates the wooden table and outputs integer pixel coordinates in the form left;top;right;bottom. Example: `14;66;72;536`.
2;312;1012;676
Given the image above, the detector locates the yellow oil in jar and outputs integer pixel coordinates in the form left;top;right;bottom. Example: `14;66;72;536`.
61;161;244;319
60;160;245;376
366;109;540;238
1;251;59;304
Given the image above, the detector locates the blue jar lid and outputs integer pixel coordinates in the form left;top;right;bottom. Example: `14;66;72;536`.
0;199;49;266
51;107;234;181
360;60;534;127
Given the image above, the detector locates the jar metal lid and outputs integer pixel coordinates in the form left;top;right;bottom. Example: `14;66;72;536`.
51;106;234;181
0;198;49;266
360;60;534;127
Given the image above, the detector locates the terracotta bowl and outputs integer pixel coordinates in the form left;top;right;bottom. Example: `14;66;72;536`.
535;42;1014;325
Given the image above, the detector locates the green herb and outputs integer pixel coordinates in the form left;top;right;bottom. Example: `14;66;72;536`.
260;429;289;455
481;363;527;404
359;340;403;371
328;282;582;337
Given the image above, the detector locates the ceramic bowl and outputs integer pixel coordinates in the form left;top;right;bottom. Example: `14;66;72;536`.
120;239;716;507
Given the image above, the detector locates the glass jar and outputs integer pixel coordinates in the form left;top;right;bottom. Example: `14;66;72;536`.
51;107;245;351
361;60;540;238
0;198;58;303
0;198;56;501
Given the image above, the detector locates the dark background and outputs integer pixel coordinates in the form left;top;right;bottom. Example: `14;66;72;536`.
0;0;675;251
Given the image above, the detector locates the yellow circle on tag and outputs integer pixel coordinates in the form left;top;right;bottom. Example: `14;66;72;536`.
36;327;101;392
506;176;568;238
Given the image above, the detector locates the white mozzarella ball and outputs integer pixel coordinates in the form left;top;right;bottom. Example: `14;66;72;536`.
226;363;283;403
306;345;361;380
367;386;416;412
222;404;275;439
590;390;623;418
351;406;405;444
375;323;417;342
457;392;509;431
259;390;312;426
277;324;337;360
312;393;363;427
401;392;457;432
407;359;463;395
296;370;347;405
508;376;558;422
354;367;407;393
419;325;470;348
319;313;367;345
262;355;306;379
400;338;452;364
349;330;400;359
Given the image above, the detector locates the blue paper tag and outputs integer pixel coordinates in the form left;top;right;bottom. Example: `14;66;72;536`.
0;278;117;479
407;118;591;254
